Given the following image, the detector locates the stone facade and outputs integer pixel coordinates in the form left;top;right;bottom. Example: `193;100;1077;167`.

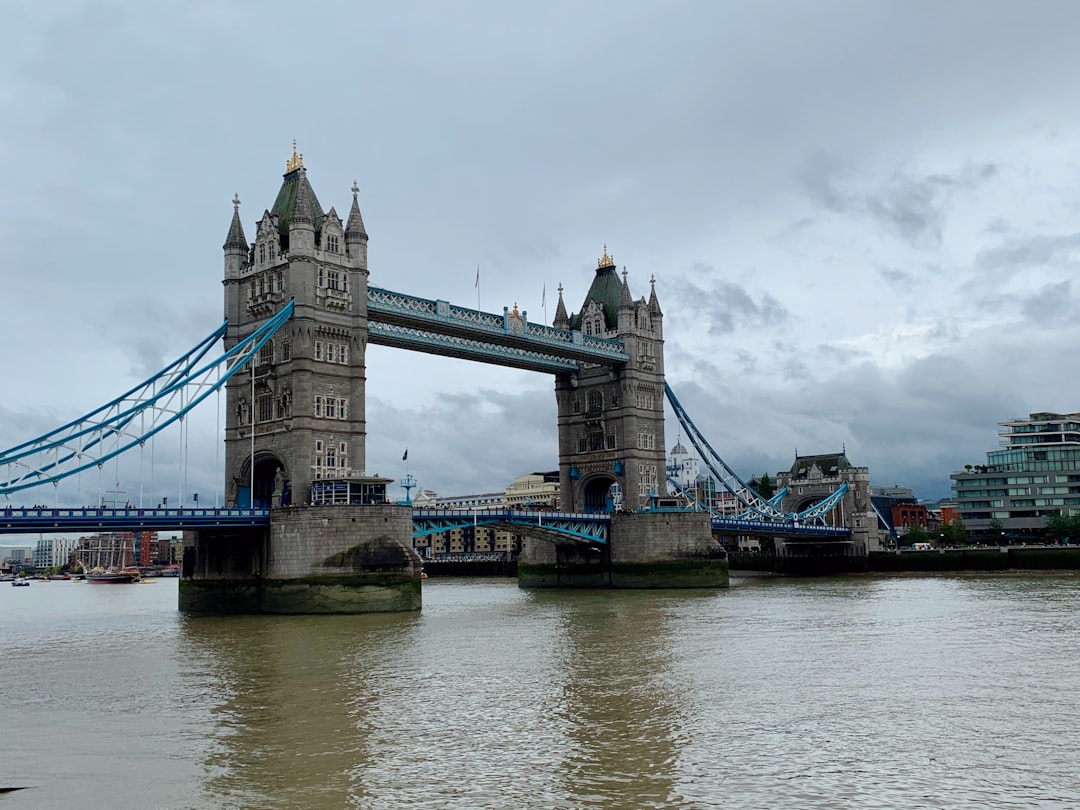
553;249;667;512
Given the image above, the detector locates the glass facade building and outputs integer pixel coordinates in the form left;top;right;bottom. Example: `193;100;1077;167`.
952;412;1080;534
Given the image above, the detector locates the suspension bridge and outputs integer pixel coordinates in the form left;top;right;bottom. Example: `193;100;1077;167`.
0;147;865;611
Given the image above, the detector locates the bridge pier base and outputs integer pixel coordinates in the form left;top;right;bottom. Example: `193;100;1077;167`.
518;511;728;589
179;504;423;614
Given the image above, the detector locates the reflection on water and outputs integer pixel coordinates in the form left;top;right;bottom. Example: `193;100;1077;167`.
2;574;1080;809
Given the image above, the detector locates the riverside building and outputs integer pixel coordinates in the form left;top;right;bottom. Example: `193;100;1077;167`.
951;412;1080;536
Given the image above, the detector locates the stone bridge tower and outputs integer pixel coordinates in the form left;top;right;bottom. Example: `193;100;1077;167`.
553;248;667;512
776;451;882;556
222;144;370;508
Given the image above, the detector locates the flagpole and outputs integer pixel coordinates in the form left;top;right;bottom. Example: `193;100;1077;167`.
475;264;480;311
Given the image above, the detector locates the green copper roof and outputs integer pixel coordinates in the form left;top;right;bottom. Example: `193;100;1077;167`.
571;266;624;331
270;169;325;237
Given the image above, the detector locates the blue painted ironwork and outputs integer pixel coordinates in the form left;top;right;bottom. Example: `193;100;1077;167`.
412;508;608;544
0;300;295;497
367;286;629;368
665;383;848;523
368;322;581;373
0;506;269;534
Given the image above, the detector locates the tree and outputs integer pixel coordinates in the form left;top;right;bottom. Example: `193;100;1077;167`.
1044;511;1080;544
757;473;775;499
938;520;969;547
903;524;930;546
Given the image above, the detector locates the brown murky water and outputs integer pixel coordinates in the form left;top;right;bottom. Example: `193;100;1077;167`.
2;574;1079;808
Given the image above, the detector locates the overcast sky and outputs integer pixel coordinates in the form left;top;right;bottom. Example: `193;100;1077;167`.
3;0;1080;515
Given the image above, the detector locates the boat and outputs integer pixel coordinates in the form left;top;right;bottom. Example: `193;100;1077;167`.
77;534;141;584
11;578;29;587
85;567;140;585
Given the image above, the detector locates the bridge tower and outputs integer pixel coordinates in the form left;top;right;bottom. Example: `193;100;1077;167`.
182;146;420;615
553;248;667;512
222;144;371;508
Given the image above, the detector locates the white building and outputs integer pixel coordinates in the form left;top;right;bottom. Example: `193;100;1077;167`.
666;438;700;494
33;536;80;569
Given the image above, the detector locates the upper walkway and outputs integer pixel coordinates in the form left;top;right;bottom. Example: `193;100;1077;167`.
367;286;629;373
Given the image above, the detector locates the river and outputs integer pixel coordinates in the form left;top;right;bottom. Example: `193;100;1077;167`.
2;573;1079;809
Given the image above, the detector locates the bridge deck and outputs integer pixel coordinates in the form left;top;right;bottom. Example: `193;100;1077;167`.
0;507;270;534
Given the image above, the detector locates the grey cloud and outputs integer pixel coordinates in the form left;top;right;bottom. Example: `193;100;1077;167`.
1018;280;1075;324
800;153;998;248
877;266;914;286
669;271;789;337
976;233;1080;272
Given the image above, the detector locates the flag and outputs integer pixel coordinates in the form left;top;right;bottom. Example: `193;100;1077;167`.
402;448;408;461
474;265;479;288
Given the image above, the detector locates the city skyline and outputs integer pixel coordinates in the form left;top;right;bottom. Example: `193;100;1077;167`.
4;2;1080;507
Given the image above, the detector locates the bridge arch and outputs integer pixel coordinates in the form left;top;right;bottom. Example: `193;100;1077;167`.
235;451;288;509
580;473;620;513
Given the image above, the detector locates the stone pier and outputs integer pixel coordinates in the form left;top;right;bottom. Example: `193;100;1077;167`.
179;503;422;614
518;511;728;589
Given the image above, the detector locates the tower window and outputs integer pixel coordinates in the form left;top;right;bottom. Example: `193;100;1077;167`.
588;391;603;412
257;394;272;423
327;235;339;254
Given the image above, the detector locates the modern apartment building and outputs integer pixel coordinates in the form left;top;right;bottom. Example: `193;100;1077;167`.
951;412;1080;534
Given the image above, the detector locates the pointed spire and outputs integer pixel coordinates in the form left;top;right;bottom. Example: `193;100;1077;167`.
346;180;368;241
618;266;633;308
553;283;570;328
223;192;248;253
648;273;663;316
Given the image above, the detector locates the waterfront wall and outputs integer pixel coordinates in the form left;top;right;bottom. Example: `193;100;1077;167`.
180;503;422;614
869;546;1080;573
727;546;1080;575
519;511;728;588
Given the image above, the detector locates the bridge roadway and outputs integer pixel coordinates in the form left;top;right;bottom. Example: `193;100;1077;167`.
0;506;270;534
0;506;851;540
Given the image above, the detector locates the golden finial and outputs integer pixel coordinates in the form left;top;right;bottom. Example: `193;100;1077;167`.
232;193;240;211
512;302;520;316
598;244;614;269
286;140;304;172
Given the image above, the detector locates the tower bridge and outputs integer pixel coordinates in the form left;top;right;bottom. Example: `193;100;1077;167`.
0;145;871;612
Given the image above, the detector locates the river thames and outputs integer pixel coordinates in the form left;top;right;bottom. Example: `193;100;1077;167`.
2;573;1079;809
